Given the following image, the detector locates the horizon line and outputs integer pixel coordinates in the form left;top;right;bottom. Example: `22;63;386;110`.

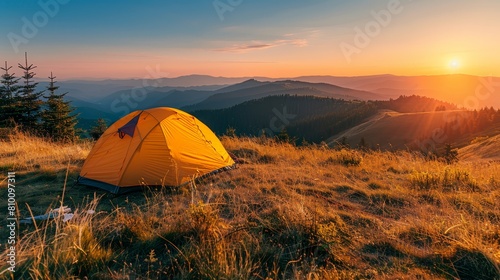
51;72;497;82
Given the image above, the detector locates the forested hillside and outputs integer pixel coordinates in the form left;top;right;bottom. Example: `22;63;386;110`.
192;95;467;145
183;79;380;111
375;95;458;112
192;95;378;142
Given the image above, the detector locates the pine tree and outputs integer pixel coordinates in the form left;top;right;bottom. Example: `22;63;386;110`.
40;72;78;142
276;128;291;144
0;61;21;127
358;137;368;151
90;118;108;140
339;136;349;149
442;143;458;164
225;126;236;137
17;52;44;131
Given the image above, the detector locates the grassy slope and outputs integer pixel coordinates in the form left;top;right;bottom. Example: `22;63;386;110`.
457;121;500;162
459;134;500;161
328;110;473;150
0;134;499;279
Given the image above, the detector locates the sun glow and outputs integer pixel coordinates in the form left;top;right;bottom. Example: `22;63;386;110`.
448;59;461;71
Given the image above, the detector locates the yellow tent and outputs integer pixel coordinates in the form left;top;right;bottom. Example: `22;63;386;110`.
77;107;234;194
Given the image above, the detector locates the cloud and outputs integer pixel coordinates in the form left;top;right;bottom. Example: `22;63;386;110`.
214;38;308;53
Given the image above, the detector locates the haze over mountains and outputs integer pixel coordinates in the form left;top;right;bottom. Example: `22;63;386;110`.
45;73;500;156
183;80;380;111
49;74;500;119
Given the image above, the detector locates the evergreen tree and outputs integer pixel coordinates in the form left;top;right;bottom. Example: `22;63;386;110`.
17;52;44;131
224;126;236;137
0;61;21;127
435;105;446;111
276;128;291;144
442;143;459;164
90;118;108;140
339;136;349;149
40;72;78;142
260;129;268;139
358;137;368;151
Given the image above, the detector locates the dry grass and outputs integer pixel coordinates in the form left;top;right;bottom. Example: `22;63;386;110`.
0;132;91;173
1;135;499;279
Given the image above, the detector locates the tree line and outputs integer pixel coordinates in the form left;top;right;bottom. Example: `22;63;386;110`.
432;106;500;142
0;53;86;142
192;95;379;144
375;95;458;112
194;94;458;144
193;94;500;148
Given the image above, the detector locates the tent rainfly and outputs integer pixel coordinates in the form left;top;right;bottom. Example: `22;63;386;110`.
77;107;235;194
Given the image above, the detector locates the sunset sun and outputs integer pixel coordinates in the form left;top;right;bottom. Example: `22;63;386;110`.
448;59;461;71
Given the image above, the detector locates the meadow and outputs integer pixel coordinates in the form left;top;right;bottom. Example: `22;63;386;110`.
0;133;499;279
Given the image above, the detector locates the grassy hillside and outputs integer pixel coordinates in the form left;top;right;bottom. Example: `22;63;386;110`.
0;134;499;279
459;134;500;161
328;110;471;150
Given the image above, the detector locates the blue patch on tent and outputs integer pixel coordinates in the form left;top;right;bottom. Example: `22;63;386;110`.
118;113;141;138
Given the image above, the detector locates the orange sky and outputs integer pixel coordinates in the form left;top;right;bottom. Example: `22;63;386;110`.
2;1;499;80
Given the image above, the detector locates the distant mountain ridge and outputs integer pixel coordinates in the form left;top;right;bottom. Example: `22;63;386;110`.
52;73;500;108
42;74;499;140
183;80;380;111
294;74;500;109
64;78;383;129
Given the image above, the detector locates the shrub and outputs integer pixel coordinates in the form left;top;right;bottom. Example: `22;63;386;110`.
409;168;479;192
324;149;363;167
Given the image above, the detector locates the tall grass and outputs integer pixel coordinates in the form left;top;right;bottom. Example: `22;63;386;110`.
409;167;480;191
0;135;499;279
8;190;111;279
0;131;91;172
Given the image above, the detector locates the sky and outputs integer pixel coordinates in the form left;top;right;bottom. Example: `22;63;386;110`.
0;0;499;80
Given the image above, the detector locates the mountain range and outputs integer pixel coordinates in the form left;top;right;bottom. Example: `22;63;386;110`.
40;74;499;155
49;74;499;116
